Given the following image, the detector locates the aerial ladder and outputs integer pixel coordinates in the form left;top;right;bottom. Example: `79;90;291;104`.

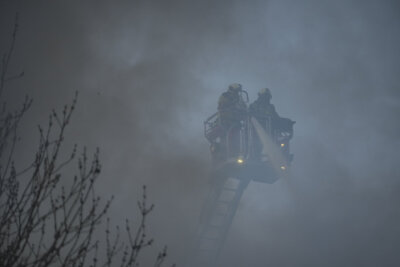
186;90;295;267
189;175;250;266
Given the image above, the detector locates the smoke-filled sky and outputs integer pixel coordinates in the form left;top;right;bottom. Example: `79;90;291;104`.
1;0;400;266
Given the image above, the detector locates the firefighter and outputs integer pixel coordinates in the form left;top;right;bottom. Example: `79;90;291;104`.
248;88;280;160
213;83;247;161
217;83;247;130
249;88;280;127
250;88;295;158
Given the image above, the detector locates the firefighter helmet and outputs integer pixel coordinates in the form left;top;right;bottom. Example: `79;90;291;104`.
228;83;242;92
258;88;272;98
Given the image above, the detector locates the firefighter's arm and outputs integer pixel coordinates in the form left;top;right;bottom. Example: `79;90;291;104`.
271;104;280;119
217;95;225;110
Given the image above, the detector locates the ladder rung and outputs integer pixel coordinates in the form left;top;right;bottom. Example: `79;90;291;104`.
198;248;216;252
201;235;222;241
222;186;238;191
203;233;222;240
207;223;223;228
209;212;227;221
218;200;232;205
199;243;220;253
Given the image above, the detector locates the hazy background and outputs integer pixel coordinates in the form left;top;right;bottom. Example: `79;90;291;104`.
1;0;399;266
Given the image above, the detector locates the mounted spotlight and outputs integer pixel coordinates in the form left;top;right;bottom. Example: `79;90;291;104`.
237;157;244;165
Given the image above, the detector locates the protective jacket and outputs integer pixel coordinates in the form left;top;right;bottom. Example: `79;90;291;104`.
249;98;279;121
218;91;247;128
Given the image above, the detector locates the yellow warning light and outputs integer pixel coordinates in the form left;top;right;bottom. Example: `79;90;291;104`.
280;165;286;171
280;143;285;147
237;158;244;164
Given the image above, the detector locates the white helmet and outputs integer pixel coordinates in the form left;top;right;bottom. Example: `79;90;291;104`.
228;83;242;92
258;88;272;97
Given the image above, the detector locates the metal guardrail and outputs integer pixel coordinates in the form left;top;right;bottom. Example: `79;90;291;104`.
204;112;220;142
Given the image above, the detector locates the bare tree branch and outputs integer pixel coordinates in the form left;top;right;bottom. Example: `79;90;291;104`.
0;13;174;267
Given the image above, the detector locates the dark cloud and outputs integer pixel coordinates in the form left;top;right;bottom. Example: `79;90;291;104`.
1;0;400;266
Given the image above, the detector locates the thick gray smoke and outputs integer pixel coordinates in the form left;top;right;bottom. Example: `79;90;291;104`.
1;0;400;266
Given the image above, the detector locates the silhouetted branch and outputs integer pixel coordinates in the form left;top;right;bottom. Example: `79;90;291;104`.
0;13;23;98
0;13;174;267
